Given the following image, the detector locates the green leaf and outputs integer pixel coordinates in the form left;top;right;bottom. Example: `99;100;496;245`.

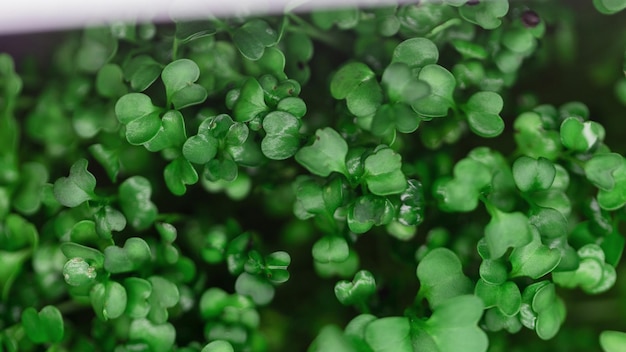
233;78;268;122
512;156;556;193
484;209;533;259
183;133;219;165
330;62;376;100
417;248;473;309
104;237;151;273
295;128;348;177
451;39;488;60
365;317;413;352
232;19;279;60
96;63;127;98
60;242;105;267
308;325;358;352
89;144;120;182
381;63;430;105
459;0;509;29
13;162;48;215
475;279;521;316
90;280;127;320
129;319;176;352
119;176;158;230
509;228;561;279
600;331;626;352
124;277;152;319
63;257;98;287
147;276;180;324
392;38;439;69
371;103;421;136
463;91;504;138
235;272;275;305
560;117;605;152
415;295;488;352
203;340;235;352
593;0;626;14
584;153;624;190
164;156;199;196
261;111;301;160
412;65;456;118
21;305;64;344
144;110;187;152
312;235;349;263
115;93;162;145
123;55;162;91
334;270;376;306
363;147;407;195
514;112;562;161
94;205;127;239
162;59;208;110
347;195;394;234
552;244;616;294
53;159;96;208
311;7;359;30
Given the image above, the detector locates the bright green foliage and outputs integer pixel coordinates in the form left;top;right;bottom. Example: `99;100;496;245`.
3;3;626;352
21;305;64;344
417;248;473;308
552;244;616;294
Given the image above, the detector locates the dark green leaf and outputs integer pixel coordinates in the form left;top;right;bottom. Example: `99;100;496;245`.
53;159;96;208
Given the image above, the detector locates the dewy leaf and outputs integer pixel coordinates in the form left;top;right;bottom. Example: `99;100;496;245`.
463;91;505;138
392;38;439;69
261;111;301;160
115;93;162;145
560;117;605;152
417;248;473;309
334;270;376;306
21;305;64;344
512;156;556;193
232;19;279;60
363;147;407;196
119;176;158;230
53;158;96;208
162;59;208;110
484;209;533;259
295;128;348;177
365;317;413;352
347;195;394;234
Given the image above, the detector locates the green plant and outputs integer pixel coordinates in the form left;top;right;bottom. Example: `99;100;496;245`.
1;1;626;351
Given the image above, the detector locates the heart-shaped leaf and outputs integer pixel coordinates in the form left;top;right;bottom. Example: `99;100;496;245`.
509;228;561;279
475;279;521;316
463;91;504;138
417;248;473;309
119;176;158;230
459;0;509;29
104;237;151;273
314;249;360;279
347;195;394;234
90;280;127;320
63;257;98;287
312;235;350;263
560;117;605;152
261;111;301;160
371;103;421;137
235;272;275;306
53;159;96;208
164;156;199;196
233;78;268;122
144;110;187;152
295;128;348;177
162;59;208;110
96;63;128;98
129;318;176;352
514;112;562;161
392;37;439;69
232;19;279;60
414;295;488;352
412;64;456;119
484;209;533;259
381;63;430;105
123;55;162;91
365;316;413;352
552;244;616;294
363;146;407;195
94;205;126;240
397;179;425;226
124;277;152;319
513;156;556;193
115;93;162;145
147;276;180;324
21;305;64;344
334;270;376;306
585;153;624;191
